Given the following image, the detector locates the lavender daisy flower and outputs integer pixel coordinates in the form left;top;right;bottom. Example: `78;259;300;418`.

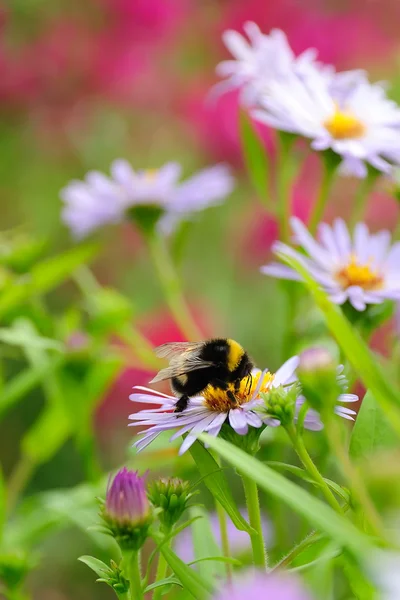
253;63;400;177
262;217;400;311
212;571;312;600
128;357;299;455
60;160;234;239
214;23;324;105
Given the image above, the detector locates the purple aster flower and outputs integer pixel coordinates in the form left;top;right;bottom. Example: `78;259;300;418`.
128;357;299;455
262;217;400;311
60;160;234;238
102;468;152;551
104;468;150;526
212;571;312;600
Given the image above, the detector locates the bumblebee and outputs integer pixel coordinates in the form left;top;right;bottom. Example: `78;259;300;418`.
150;338;254;412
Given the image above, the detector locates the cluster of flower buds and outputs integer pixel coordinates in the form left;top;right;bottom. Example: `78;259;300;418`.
261;382;301;428
100;468;193;551
147;477;194;531
297;346;340;413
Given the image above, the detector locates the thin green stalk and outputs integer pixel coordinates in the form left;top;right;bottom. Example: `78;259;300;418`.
285;423;343;514
349;171;377;229
6;455;36;514
270;530;320;572
308;161;336;234
241;474;267;568
74;267;159;370
117;593;129;600
276;136;298;244
216;500;233;582
127;551;143;600
147;234;203;340
153;539;170;600
323;414;385;539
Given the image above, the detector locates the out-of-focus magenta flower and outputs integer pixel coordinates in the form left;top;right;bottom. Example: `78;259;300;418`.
100;0;189;41
217;0;394;71
182;86;274;166
213;571;312;600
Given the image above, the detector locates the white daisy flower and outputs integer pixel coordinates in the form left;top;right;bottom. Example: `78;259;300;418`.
61;160;234;238
262;217;400;311
253;64;400;177
129;357;299;455
214;23;324;105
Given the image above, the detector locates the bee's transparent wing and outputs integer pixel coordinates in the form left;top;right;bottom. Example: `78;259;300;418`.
153;341;204;360
149;357;213;384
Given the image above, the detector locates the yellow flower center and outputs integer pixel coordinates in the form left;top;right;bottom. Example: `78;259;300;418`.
144;169;158;180
336;255;383;291
324;108;365;140
202;371;275;412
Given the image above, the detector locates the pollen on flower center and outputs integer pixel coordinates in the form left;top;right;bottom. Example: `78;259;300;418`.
324;108;365;140
202;371;275;412
336;256;383;291
144;169;158;180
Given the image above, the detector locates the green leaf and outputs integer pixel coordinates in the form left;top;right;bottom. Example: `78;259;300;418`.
78;556;110;579
200;433;374;558
0;357;65;420
21;401;71;463
187;557;241;567
239;110;271;206
277;251;400;436
189;506;222;582
189;441;252;534
349;391;398;460
0;326;63;351
152;533;213;600
0;242;99;319
144;577;183;593
265;461;350;503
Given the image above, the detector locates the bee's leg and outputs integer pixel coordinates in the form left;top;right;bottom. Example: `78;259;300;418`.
211;378;228;390
246;373;253;394
226;390;237;405
174;395;190;413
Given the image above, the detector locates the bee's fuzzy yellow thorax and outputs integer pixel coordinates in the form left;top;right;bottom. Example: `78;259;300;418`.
202;370;275;412
226;339;244;371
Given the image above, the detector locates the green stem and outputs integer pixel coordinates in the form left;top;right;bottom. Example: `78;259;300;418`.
128;551;143;600
74;267;159;370
6;455;36;514
147;234;203;340
241;474;267;568
323;414;385;539
308;160;336;234
117;327;162;371
349;171;377;229
270;530;320;572
285;423;343;514
153;539;170;600
216;500;233;582
276;136;298;244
